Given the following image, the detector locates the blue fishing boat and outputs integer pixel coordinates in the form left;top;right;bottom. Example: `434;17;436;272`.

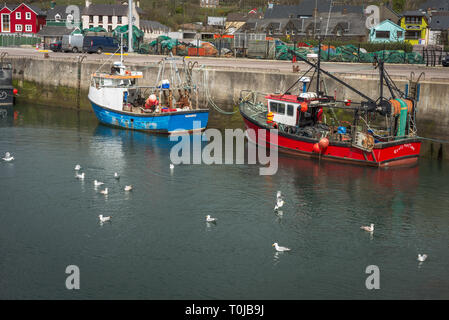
88;57;209;134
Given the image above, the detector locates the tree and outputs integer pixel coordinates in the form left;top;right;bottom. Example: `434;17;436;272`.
392;0;406;13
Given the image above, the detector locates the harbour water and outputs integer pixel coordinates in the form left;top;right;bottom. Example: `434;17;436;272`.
0;103;448;299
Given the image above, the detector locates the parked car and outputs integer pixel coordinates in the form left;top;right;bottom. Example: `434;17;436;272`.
82;36;125;54
49;41;62;52
442;55;449;67
61;35;84;53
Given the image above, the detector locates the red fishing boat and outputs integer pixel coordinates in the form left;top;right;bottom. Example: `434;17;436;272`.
239;44;421;168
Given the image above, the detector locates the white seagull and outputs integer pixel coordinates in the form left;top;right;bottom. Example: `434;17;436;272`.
170;163;174;169
206;215;217;223
361;224;374;232
2;152;14;162
100;188;108;195
114;172;120;179
74;164;81;171
276;191;282;199
274;198;284;211
94;180;104;186
75;172;85;179
99;214;111;223
124;185;133;191
272;242;291;252
417;254;428;262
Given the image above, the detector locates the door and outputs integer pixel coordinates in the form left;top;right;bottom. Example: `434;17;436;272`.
1;14;10;32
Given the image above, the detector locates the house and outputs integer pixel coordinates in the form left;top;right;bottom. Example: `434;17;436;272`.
81;0;143;32
419;0;449;12
46;4;82;30
37;25;74;46
225;11;263;34
0;3;46;34
140;20;170;40
427;12;449;45
369;20;405;43
200;0;219;8
400;11;429;45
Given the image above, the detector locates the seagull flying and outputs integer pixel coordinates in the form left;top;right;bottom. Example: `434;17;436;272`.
114;172;120;179
2;152;14;162
272;242;291;252
206;215;217;223
74;164;81;171
99;214;111;223
361;224;374;232
75;172;85;179
124;185;133;191
94;180;104;186
417;254;428;262
100;188;108;195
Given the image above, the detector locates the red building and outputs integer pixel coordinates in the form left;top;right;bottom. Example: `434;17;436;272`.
0;3;46;34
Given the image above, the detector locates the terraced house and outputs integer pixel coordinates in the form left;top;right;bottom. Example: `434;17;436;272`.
0;3;46;34
400;11;429;45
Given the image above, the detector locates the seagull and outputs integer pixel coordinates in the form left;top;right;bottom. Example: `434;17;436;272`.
170;164;174;170
361;224;374;232
417;254;428;262
99;214;111;223
206;215;217;223
276;191;282;199
124;185;133;191
74;164;81;171
272;242;291;252
100;188;108;195
274;198;284;211
75;172;85;179
94;180;104;186
114;172;120;179
2;152;14;161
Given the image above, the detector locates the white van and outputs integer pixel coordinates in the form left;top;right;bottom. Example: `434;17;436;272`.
61;35;84;53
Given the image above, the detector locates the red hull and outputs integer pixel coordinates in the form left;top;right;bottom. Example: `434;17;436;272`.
241;114;421;168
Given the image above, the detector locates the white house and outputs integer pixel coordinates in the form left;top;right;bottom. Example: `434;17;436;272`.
140;20;170;40
81;0;143;32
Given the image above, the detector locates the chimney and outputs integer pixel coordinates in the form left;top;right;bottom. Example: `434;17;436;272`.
85;0;92;8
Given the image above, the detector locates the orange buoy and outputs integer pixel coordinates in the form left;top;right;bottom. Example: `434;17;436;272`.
313;143;321;153
300;102;308;112
319;137;329;150
13;88;18;95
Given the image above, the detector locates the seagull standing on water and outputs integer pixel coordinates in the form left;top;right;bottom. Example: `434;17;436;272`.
124;185;133;191
417;254;428;262
99;215;111;223
2;152;14;161
361;224;374;232
274;198;284;211
75;172;85;180
114;172;120;179
100;188;108;195
272;242;291;252
74;164;81;171
206;215;217;223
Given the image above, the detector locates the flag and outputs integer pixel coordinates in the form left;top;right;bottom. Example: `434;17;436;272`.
249;8;257;14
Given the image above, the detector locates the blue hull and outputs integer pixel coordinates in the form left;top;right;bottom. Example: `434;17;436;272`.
90;102;209;133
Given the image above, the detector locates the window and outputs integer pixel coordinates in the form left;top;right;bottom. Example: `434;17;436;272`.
55;13;61;22
89;15;93;23
15;24;22;31
25;25;32;32
278;103;285;114
376;31;390;39
98;15;103;23
405;30;420;39
16;12;21;19
108;16;112;24
287;104;294;116
26;12;31;20
269;101;278;113
396;31;404;38
118;16;122;24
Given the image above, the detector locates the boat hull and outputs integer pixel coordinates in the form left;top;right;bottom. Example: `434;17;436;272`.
90;101;209;134
240;108;421;168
